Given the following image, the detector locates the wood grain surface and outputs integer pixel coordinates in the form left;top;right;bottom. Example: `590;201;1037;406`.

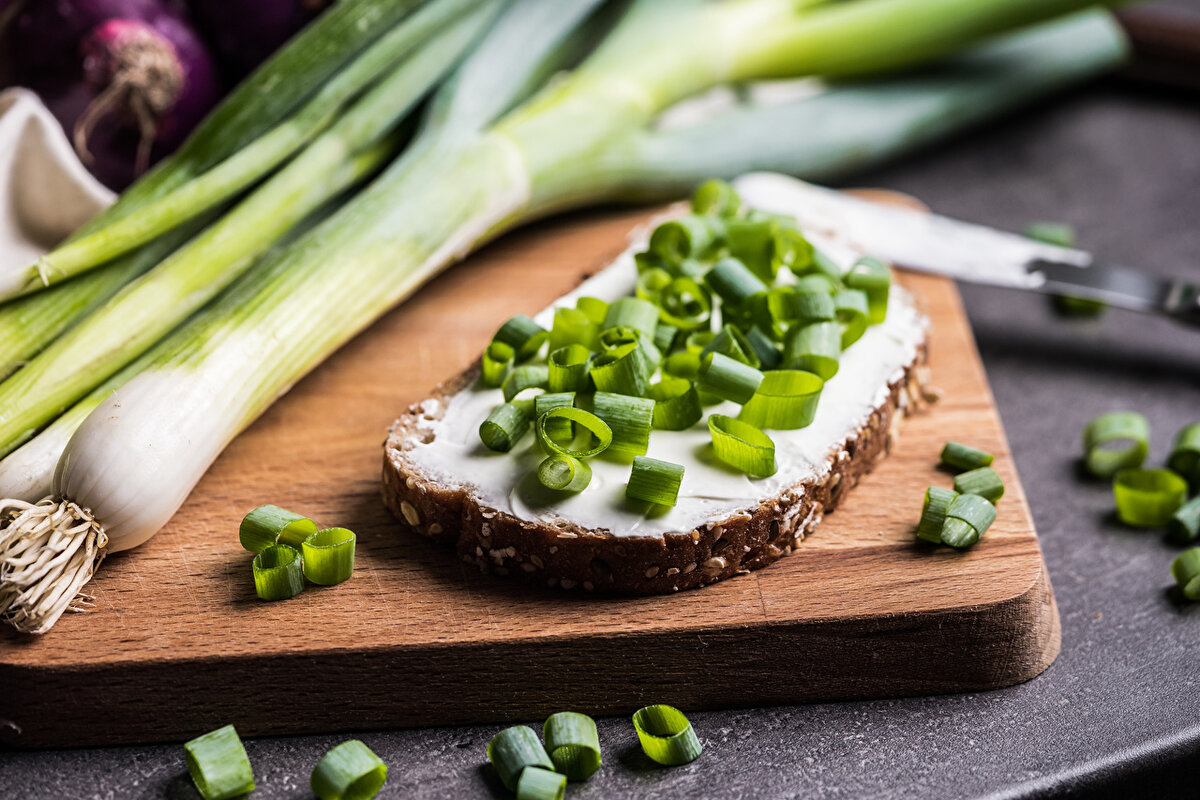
0;204;1059;748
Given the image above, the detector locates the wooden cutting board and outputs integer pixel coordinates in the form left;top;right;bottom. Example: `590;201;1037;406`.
0;204;1059;748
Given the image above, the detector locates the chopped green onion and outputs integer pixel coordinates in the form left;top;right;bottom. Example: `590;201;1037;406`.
941;493;997;549
698;352;764;406
744;326;782;370
1168;497;1200;544
593;392;654;461
917;486;958;543
252;545;305;601
773;226;814;275
648;215;719;265
1052;294;1107;316
488;726;554;793
538;455;593;493
494;315;548;362
1025;221;1076;247
604;297;662;340
576;297;608;325
700;325;760;369
1113;468;1188;528
1171;548;1200;601
516;766;566;800
636;267;673;303
738;369;824;430
632;705;703;767
302;528;356;586
783;321;841;380
648;377;703;431
704;257;766;307
657;277;712;331
953;467;1005;502
844;257;891;324
535;392;577;441
685;330;715;354
708;415;776;477
662;351;701;380
691;178;740;217
654;323;679;353
794;273;840;294
184;724;255;800
543;712;602;781
781;288;836;325
479;401;534;452
537;406;613;459
548;307;599;352
482;341;516;388
590;338;656;397
548;345;592;393
1168;422;1200;485
239;504;317;554
833;288;870;348
725;218;778;282
503;365;550;402
310;739;387;800
803;248;844;286
940;441;994;471
1082;411;1149;478
627;456;685;507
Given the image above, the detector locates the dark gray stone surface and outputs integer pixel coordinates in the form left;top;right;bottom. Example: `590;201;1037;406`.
3;52;1200;800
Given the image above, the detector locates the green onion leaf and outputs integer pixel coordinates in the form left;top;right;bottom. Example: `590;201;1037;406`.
494;315;548;362
653;323;680;354
503;365;550;402
662;351;701;381
184;724;255;800
657;277;712;331
627;455;685;507
738;370;824;430
538;454;593;493
801;249;844;287
1082;411;1149;478
479;401;534;452
590;338;656;398
708;415;776;477
310;739;387;800
698;352;763;406
535;392;577;441
632;705;703;767
516;766;566;800
833;288;870;348
482;341;516;388
488;726;554;793
536;407;612;459
636;266;673;303
953;467;1005;502
1167;422;1200;486
744;326;782;371
939;441;994;471
548;307;599;352
252;545;305;601
592;392;654;461
783;321;841;381
302;528;356;586
1113;468;1188;528
844;257;891;325
1168;497;1200;545
239;504;317;554
700;324;759;369
917;487;958;543
725;218;778;282
704;257;765;308
648;377;703;431
648;215;720;265
543;711;602;781
604;297;661;340
575;297;608;325
548;345;592;393
1170;548;1200;601
691;178;741;217
941;493;997;549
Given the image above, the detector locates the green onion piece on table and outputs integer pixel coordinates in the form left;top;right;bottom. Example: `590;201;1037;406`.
833;289;870;348
691;178;741;217
184;724;255;800
1082;411;1149;478
302;528;357;586
494;315;548;362
480;401;534;452
917;486;958;543
701;325;760;369
503;365;550;402
698;352;764;406
549;307;599;352
516;766;566;800
1167;422;1200;486
534;393;577;441
239;504;317;553
953;467;1005;502
844;257;891;324
575;297;608;325
252;545;306;601
632;705;703;767
941;493;997;549
543;711;602;781
648;377;703;431
482;341;516;388
704;257;766;308
708;415;776;477
1171;548;1200;601
592;393;654;461
939;441;994;471
1112;468;1188;528
627;456;685;507
488;726;554;793
548;345;592;393
311;739;387;800
738;369;824;430
648;215;720;266
603;297;661;340
1168;497;1200;545
537;407;612;459
538;455;593;493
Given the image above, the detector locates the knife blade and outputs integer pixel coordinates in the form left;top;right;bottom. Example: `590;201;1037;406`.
733;173;1200;326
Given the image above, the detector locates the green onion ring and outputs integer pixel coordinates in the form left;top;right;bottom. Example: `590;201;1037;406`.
1113;468;1188;528
783;321;841;381
592;392;654;461
941;493;996;549
662;351;701;380
502;364;550;402
535;392;576;441
1082;411;1149;478
548;345;592;393
833;288;870;348
479;401;534;453
940;441;994;471
648;377;703;431
515;766;566;800
603;297;661;339
658;276;712;331
239;504;317;554
700;324;759;368
1171;547;1200;601
744;326;782;370
636;266;673;303
737;369;824;430
725;218;778;282
1169;497;1200;544
802;248;844;286
548;307;599;352
704;257;766;307
649;214;719;264
708;414;776;477
482;341;516;388
917;487;957;543
953;467;1005;503
184;725;255;800
691;178;740;217
590;340;655;397
627;455;685;507
302;527;356;586
575;296;608;325
494;315;548;362
310;740;387;800
543;711;602;781
632;705;703;766
698;352;763;406
252;545;305;601
1168;422;1200;485
537;454;593;493
488;726;554;793
844;256;891;324
536;407;612;458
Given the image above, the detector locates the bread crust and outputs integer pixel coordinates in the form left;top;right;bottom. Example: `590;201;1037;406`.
382;339;930;594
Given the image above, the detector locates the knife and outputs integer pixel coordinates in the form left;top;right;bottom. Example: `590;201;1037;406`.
734;173;1200;327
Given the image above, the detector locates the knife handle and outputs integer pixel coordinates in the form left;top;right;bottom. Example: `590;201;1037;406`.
1116;6;1200;92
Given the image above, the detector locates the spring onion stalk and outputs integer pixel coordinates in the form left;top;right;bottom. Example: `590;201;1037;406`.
480;402;536;453
1112;469;1188;529
488;726;555;793
0;0;1123;632
252;545;307;601
941;493;997;548
917;486;958;543
311;740;388;800
953;467;1005;502
240;505;318;554
543;712;602;781
940;441;994;471
627;456;686;507
184;725;255;800
632;705;703;766
302;528;357;585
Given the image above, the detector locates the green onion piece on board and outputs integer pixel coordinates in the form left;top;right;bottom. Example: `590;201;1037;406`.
653;323;679;354
691;178;740;217
548;307;599;352
744;326;782;370
593;393;654;461
632;705;703;767
658;277;711;331
302;528;356;586
833;288;870;348
738;370;824;430
1025;221;1076;247
1170;548;1200;601
940;441;994;471
543;712;602;781
1167;422;1200;485
1168;497;1200;545
917;487;958;543
701;325;760;369
488;726;554;793
725;218;778;282
1112;468;1188;528
493;315;548;362
515;766;566;800
708;415;776;477
535;392;577;441
184;724;255;800
503;365;550;402
310;739;387;800
537;407;612;459
953;467;1005;502
252;545;305;601
649;215;719;265
479;401;534;453
604;297;661;340
575;297;608;325
703;257;765;308
784;321;841;381
627;456;685;507
844;257;891;325
1082;411;1149;478
482;341;516;388
698;352;763;406
648;377;703;431
538;455;593;493
239;504;317;554
548;345;592;393
941;493;997;549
